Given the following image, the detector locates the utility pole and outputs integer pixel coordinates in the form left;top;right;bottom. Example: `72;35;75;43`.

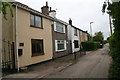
108;0;113;36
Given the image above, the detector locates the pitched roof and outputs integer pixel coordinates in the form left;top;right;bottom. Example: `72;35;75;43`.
11;1;88;33
11;2;68;25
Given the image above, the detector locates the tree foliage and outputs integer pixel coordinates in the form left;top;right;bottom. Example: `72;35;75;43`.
108;2;120;64
102;2;107;13
0;2;13;20
93;31;104;44
103;1;120;78
87;33;91;41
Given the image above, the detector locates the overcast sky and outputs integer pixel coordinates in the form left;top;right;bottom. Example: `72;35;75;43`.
16;0;110;40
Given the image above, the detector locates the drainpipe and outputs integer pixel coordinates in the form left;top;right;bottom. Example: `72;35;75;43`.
15;4;19;72
0;1;2;78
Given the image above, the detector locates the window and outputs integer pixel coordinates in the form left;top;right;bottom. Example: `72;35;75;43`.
30;14;42;28
80;31;83;35
74;40;79;48
55;22;65;33
74;29;78;36
55;40;66;51
31;39;44;57
30;14;34;26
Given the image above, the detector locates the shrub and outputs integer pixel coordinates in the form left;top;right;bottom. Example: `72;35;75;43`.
109;35;120;78
104;2;120;78
81;41;100;51
103;40;108;44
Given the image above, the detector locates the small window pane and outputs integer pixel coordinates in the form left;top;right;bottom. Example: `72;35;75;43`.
56;22;64;33
30;14;34;26
32;40;36;53
37;40;44;53
35;16;42;27
58;44;64;50
57;40;65;50
74;29;77;36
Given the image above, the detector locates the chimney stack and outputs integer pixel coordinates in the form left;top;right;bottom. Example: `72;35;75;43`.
49;7;56;18
69;18;72;26
41;1;49;15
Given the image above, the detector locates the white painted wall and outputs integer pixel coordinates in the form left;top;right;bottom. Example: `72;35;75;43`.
67;25;80;53
49;11;56;18
67;25;72;40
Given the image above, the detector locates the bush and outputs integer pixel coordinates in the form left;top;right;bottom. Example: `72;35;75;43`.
81;41;100;51
105;2;120;78
103;40;108;44
109;61;120;78
109;35;120;78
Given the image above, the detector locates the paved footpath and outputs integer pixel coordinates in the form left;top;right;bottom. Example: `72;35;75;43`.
44;44;111;78
3;44;111;79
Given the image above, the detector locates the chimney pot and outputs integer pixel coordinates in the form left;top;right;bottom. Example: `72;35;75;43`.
50;7;52;11
69;18;72;26
46;1;48;6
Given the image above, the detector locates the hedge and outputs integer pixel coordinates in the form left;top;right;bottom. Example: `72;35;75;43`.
81;41;100;51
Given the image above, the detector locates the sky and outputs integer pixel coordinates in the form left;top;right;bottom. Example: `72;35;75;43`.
16;0;111;40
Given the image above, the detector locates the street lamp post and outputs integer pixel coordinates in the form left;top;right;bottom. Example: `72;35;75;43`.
90;22;94;41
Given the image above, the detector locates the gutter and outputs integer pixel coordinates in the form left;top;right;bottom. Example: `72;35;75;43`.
15;4;19;72
0;1;2;78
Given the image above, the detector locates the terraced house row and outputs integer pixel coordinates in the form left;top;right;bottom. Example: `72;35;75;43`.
2;2;88;72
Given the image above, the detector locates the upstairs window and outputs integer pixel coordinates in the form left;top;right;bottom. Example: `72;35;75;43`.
30;14;42;28
74;29;78;36
54;22;65;33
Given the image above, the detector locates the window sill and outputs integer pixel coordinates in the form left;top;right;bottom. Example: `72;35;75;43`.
55;31;65;34
32;53;44;57
74;35;78;36
30;25;43;29
74;47;79;49
56;49;66;52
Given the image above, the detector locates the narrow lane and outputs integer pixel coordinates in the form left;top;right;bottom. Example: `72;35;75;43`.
44;44;111;78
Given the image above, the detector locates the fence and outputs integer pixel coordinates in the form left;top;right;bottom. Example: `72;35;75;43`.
2;39;16;76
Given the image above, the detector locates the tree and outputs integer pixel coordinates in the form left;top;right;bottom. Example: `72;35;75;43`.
87;33;91;41
0;2;13;78
102;1;120;78
0;2;13;20
93;31;104;44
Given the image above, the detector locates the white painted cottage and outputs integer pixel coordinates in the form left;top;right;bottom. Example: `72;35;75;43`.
67;19;80;53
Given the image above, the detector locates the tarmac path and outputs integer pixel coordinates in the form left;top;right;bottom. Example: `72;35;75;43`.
45;44;111;78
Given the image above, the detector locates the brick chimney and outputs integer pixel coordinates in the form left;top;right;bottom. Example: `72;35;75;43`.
69;18;72;26
41;2;49;15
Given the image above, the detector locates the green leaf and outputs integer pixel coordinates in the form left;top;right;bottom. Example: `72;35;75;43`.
2;2;13;20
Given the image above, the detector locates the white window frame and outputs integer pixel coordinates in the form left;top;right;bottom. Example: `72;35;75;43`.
55;40;66;52
54;22;65;33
